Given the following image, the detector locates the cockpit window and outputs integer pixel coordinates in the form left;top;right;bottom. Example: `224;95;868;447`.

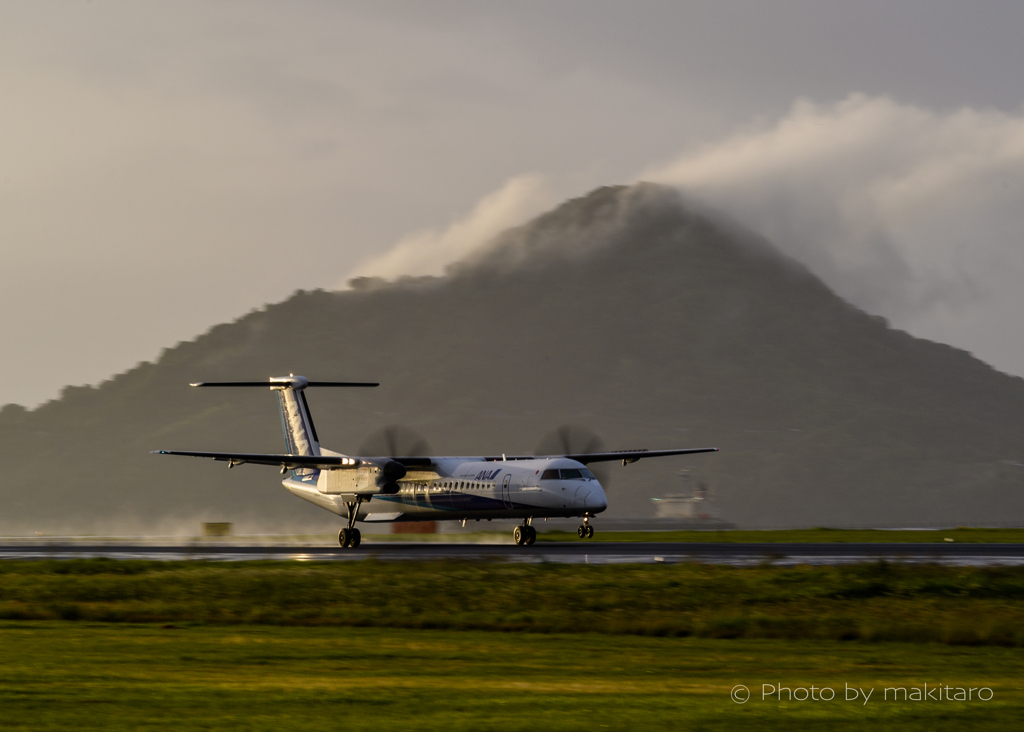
559;468;582;480
540;469;559;480
580;467;595;480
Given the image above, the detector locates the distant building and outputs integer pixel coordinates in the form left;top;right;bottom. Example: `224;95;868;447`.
651;474;722;521
652;494;711;519
392;521;437;534
202;522;232;537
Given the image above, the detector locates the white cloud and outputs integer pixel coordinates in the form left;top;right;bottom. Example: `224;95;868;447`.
343;174;554;283
643;95;1024;375
644;95;1024;310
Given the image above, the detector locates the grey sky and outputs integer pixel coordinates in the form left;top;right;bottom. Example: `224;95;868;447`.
2;1;1023;406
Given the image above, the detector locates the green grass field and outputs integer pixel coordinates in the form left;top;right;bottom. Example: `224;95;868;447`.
0;624;1021;731
2;560;1024;730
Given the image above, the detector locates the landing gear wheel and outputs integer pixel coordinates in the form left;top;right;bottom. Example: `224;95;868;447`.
586;525;594;539
513;525;526;546
577;525;586;539
340;499;362;549
525;526;536;546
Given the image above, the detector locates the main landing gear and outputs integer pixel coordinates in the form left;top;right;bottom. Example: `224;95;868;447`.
338;527;361;548
513;521;536;546
338;499;362;549
577;516;594;539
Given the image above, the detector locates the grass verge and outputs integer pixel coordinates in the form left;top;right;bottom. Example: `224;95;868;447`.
2;559;1024;646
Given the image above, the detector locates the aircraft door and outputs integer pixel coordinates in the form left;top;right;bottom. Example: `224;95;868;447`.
446;480;461;510
501;474;514;509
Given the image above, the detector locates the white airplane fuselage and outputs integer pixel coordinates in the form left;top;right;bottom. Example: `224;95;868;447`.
282;456;608;524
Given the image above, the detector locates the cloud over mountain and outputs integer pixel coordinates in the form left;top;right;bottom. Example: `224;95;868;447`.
344;175;554;284
643;95;1024;373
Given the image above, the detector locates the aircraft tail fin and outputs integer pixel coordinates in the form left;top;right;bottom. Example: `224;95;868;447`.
191;376;378;457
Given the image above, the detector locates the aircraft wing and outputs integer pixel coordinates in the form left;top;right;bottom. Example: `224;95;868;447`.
564;447;719;464
151;450;357;469
482;447;719;464
154;447;716;468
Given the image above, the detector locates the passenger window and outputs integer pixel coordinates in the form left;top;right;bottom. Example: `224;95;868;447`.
540;469;559;480
559;468;582;480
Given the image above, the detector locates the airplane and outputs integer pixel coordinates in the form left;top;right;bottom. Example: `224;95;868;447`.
153;375;718;548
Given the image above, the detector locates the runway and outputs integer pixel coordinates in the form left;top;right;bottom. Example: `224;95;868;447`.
3;541;1024;565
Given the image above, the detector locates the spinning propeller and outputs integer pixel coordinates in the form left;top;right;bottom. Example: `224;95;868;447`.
535;424;612;487
359;425;432;460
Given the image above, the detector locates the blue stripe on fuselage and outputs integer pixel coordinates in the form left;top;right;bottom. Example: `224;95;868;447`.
373;492;510;512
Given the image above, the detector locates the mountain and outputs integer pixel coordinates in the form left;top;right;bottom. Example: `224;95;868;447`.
2;183;1023;534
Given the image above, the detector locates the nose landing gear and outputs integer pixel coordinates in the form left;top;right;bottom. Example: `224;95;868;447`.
513;521;536;546
577;516;594;539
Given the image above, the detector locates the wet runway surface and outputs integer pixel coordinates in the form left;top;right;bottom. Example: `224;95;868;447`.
3;541;1024;565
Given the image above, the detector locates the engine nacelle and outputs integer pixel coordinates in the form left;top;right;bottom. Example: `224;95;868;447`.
318;460;406;495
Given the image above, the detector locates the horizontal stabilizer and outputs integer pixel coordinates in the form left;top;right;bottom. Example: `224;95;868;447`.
190;381;378;387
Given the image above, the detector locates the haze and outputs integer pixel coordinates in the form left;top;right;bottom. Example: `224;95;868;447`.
3;1;1024;407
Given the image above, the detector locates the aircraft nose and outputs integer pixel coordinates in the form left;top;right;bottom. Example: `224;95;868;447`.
591;482;608;512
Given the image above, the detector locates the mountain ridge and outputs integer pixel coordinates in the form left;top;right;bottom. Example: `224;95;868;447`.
2;184;1022;533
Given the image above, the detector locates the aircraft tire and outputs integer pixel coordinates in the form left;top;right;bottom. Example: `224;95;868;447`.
338;528;350;547
577;525;586;539
525;526;536;546
350;528;361;548
586;525;594;539
513;526;525;546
